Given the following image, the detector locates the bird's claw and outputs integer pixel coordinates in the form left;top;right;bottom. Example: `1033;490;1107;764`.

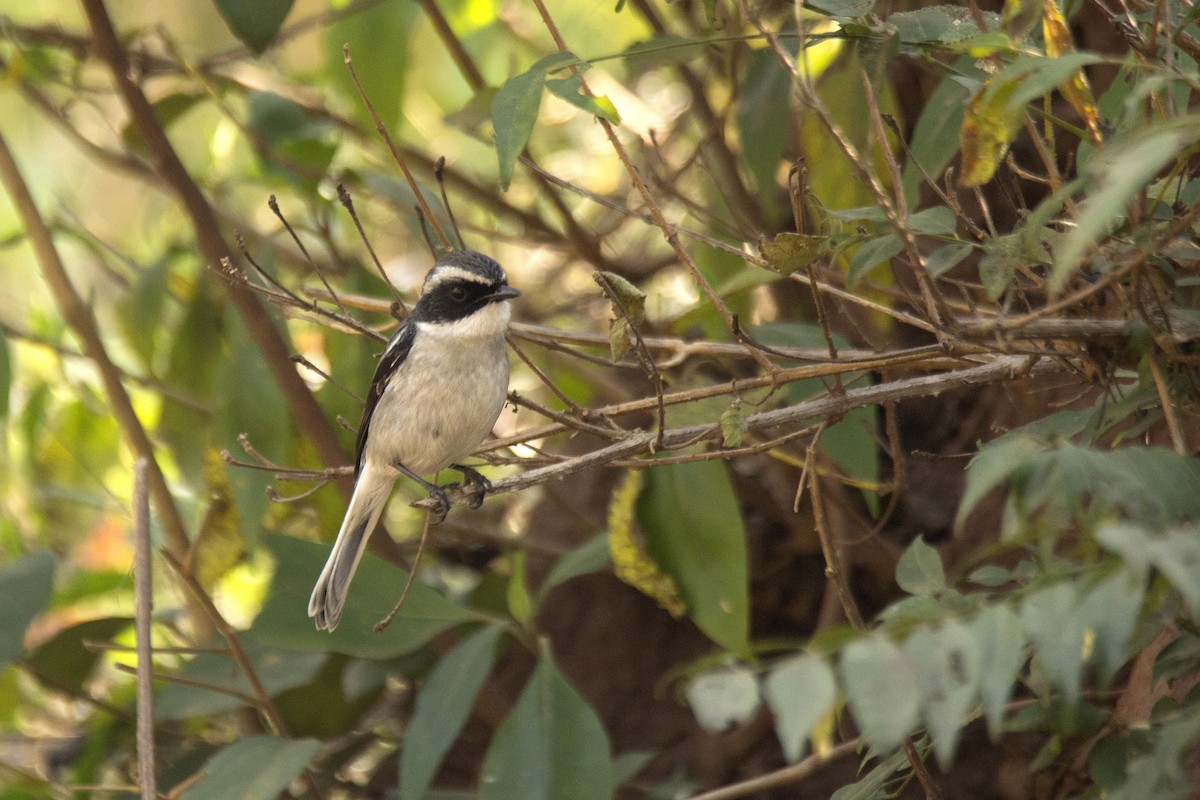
453;465;492;509
427;485;450;524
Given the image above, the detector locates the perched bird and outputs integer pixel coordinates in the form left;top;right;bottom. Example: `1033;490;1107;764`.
308;250;519;631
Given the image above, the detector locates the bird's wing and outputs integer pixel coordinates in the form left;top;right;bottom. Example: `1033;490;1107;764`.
354;320;417;477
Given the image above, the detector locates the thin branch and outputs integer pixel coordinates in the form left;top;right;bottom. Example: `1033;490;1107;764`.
133;459;156;800
415;355;1068;512
342;43;450;250
80;0;354;498
0;131;191;557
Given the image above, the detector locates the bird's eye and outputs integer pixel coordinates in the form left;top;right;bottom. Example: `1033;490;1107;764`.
450;286;467;301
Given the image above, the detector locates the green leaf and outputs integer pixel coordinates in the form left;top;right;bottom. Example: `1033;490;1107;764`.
25;617;131;694
955;435;1048;529
156;647;326;720
324;1;419;129
178;735;319;800
479;644;613;800
493;51;578;190
213;0;294;54
685;665;761;732
847;234;903;288
908;206;957;236
737;49;793;199
594;270;646;326
895;536;946;596
216;314;290;546
841;633;920;752
760;232;824;274
537;533;611;601
1021;583;1085;702
1052;116;1200;293
637;462;749;654
903;69;972;201
117;256;171;369
828;747;912;800
809;0;876;18
1077;568;1144;684
719;401;747;447
1097;523;1200;616
969;603;1026;737
247;535;484;659
400;624;505;800
1106;714;1200;800
0;552;56;671
507;549;534;625
0;331;10;421
905;621;980;768
545;74;621;123
924;242;974;277
159;283;225;483
763;653;837;762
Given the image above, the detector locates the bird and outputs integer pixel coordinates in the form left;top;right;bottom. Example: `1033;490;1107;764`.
308;250;520;631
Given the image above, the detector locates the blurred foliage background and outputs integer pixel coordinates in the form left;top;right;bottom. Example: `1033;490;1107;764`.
2;0;1200;798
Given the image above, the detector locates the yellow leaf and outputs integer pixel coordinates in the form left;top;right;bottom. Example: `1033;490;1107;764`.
607;470;686;617
959;77;1025;187
760;232;823;274
1043;0;1103;145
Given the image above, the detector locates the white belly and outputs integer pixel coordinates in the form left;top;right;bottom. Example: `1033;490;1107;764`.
362;319;510;478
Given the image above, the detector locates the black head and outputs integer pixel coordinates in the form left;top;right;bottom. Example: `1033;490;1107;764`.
411;251;519;324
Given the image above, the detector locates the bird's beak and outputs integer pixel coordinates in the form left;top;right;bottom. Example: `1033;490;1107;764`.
486;285;521;303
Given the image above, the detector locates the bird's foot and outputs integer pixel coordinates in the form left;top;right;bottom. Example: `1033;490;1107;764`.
452;464;492;509
426;484;451;524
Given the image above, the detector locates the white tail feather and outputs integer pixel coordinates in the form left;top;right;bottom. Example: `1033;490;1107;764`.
307;462;395;631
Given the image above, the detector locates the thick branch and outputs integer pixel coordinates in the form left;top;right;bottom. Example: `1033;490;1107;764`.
0;132;192;558
79;0;353;494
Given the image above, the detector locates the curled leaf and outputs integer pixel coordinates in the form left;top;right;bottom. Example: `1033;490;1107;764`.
594;270;646;325
760;232;823;274
959;76;1024;187
1042;0;1102;145
719;400;748;447
609;319;633;362
607;470;686;617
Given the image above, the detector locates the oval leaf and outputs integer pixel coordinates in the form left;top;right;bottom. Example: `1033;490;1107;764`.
214;0;294;54
840;634;920;753
764;653;837;762
637;461;750;654
248;535;484;659
479;644;613;800
400;624;505;800
685;665;761;732
895;536;946;596
179;736;319;800
0;552;56;670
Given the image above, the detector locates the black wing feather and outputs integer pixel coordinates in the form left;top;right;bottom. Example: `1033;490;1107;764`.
354;321;416;477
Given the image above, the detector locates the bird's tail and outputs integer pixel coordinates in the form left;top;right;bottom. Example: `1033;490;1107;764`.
308;463;395;631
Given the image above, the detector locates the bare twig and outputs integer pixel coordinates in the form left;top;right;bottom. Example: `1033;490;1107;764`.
342;44;450;250
133;458;156;800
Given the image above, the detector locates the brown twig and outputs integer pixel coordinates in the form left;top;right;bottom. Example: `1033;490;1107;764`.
415;355;1067;512
0;131;192;558
80;0;354;500
528;0;778;372
133;459;156;800
342;44;450;250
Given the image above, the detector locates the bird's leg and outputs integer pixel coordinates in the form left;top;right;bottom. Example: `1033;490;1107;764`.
392;460;450;524
451;464;492;509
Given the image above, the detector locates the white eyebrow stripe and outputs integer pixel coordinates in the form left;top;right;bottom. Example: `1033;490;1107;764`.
423;265;494;290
